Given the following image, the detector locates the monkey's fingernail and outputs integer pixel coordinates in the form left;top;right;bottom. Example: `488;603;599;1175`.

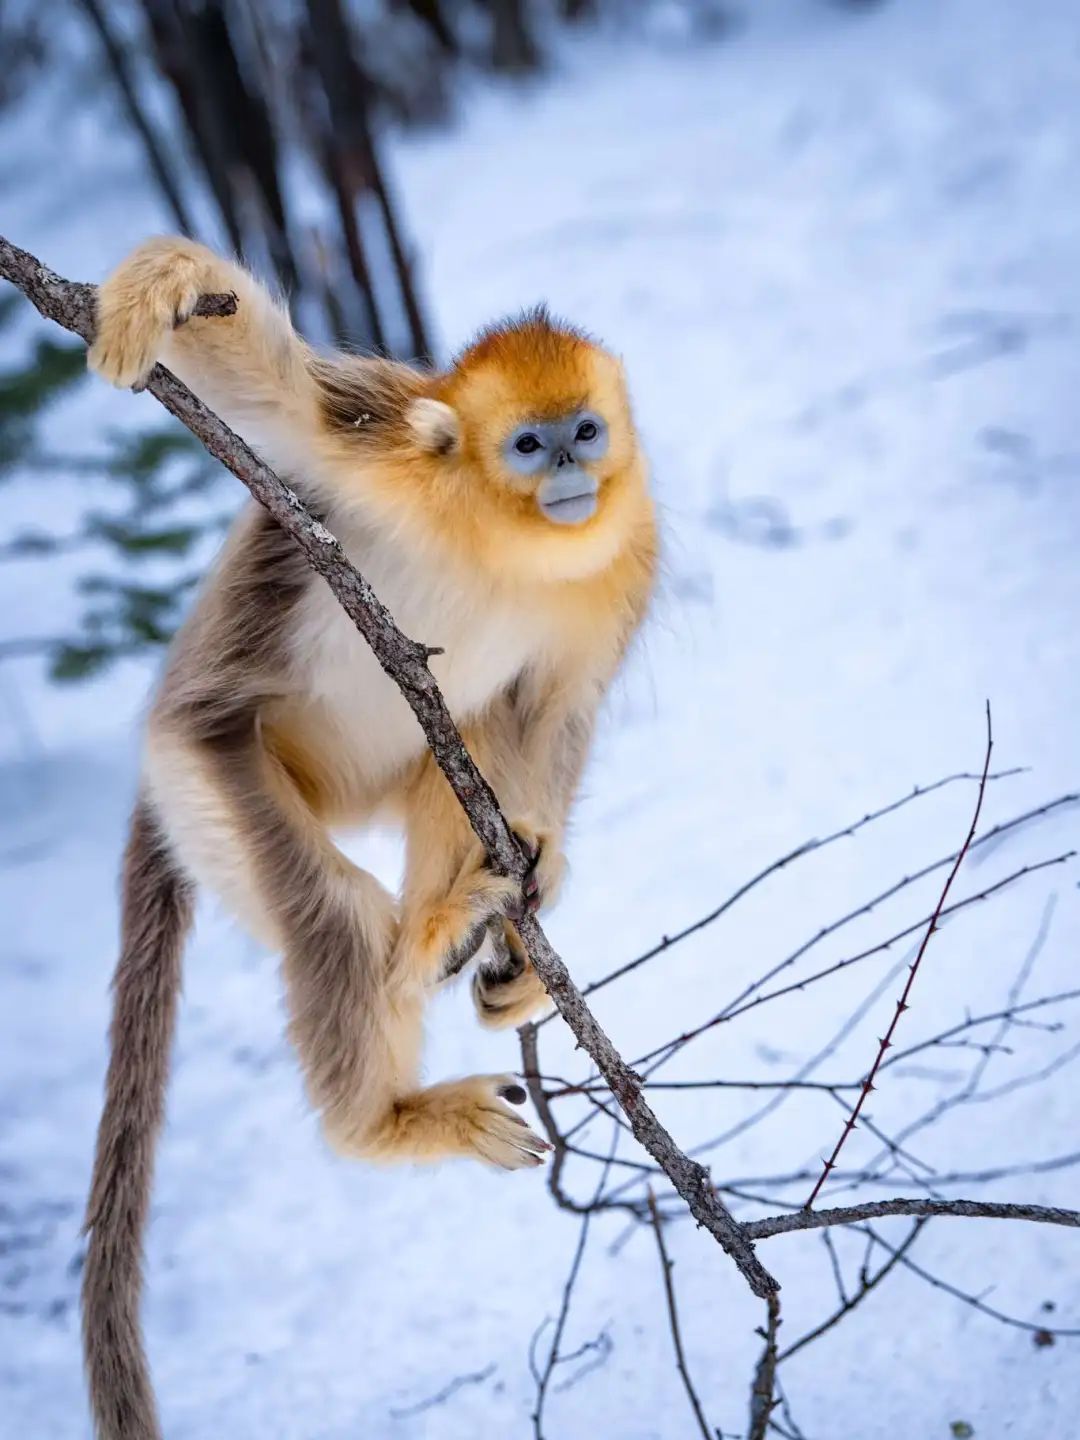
499;1083;527;1105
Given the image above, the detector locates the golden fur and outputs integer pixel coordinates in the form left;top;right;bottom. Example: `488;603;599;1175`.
81;235;657;1440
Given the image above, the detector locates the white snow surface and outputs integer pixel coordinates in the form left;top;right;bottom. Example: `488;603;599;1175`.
2;1;1079;1436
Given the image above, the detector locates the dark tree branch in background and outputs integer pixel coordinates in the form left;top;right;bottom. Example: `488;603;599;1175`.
0;232;777;1302
75;0;195;236
804;704;994;1208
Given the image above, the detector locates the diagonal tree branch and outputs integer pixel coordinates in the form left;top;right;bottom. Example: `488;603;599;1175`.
0;232;777;1300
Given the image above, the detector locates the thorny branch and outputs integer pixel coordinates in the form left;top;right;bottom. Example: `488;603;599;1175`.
803;702;995;1208
521;756;1078;1424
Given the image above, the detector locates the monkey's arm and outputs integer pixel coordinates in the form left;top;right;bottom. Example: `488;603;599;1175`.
89;236;417;492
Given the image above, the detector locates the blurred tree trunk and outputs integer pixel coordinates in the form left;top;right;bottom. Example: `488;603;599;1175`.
487;0;542;73
82;0;431;358
136;0;299;293
75;0;194;235
400;0;458;54
303;0;431;359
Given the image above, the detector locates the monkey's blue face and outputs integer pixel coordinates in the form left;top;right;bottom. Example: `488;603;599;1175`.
502;411;609;525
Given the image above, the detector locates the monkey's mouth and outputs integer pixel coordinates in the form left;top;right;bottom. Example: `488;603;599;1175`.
541;492;598;525
537;474;599;526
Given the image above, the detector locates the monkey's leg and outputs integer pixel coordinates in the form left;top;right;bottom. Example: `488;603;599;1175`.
146;724;546;1169
145;722;401;1147
320;746;548;1170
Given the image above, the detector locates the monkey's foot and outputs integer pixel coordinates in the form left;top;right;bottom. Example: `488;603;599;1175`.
360;1075;550;1170
473;924;552;1028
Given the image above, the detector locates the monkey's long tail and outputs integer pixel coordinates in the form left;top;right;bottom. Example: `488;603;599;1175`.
82;799;194;1440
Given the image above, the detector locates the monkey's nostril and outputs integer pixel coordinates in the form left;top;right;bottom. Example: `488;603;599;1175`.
499;1083;527;1106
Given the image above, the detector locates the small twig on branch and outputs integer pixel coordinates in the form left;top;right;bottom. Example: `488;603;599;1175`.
882;985;1080;1071
804;705;993;1207
777;1221;926;1362
388;1363;497;1419
872;1227;1080;1338
647;1189;720;1440
571;767;1025;1010
0;232;778;1300
531;1131;617;1439
632;849;1074;1077
748;1291;781;1440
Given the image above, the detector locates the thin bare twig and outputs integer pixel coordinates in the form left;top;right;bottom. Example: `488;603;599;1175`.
777;1221;926;1362
388;1363;496;1419
647;1189;719;1440
531;1131;617;1438
872;1229;1080;1338
571;768;1024;1010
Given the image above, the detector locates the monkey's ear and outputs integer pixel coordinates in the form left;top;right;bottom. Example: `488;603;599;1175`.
406;398;460;457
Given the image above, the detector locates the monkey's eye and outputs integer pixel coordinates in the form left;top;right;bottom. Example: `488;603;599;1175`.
575;420;599;444
514;433;543;456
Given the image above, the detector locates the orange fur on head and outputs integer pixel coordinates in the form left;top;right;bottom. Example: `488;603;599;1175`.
323;306;652;588
432;307;646;583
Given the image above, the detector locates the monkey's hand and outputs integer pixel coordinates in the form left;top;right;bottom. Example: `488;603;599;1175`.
509;819;567;913
88;236;239;390
469;820;563;1027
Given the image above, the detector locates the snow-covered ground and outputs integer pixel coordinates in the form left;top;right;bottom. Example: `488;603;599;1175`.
3;1;1079;1435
